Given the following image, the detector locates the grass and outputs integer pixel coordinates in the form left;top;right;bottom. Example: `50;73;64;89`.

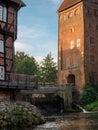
84;100;98;111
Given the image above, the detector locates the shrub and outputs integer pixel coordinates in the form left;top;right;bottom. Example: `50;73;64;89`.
81;84;97;105
84;101;98;111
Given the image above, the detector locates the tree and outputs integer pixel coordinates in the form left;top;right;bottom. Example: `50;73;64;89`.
15;51;38;75
38;53;57;84
15;51;28;70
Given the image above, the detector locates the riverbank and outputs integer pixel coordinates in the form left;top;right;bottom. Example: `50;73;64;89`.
84;100;98;111
0;101;46;128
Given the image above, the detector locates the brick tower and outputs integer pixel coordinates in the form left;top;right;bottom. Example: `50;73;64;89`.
58;0;98;92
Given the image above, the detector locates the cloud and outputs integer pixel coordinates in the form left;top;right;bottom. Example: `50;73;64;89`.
14;41;57;64
15;41;34;56
34;56;44;64
51;0;63;5
17;25;45;41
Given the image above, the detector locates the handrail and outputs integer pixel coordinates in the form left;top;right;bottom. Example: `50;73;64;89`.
0;73;38;89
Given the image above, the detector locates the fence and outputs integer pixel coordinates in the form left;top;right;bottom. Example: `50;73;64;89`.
0;73;38;89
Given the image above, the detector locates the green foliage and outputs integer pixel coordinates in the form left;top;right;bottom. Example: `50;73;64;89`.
81;84;97;105
81;73;98;105
84;100;98;111
38;53;57;84
0;102;46;128
15;51;38;75
15;51;57;84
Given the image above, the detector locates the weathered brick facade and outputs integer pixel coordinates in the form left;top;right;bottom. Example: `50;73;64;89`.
58;0;98;92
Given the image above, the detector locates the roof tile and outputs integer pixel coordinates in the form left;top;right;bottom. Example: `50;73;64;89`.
58;0;82;12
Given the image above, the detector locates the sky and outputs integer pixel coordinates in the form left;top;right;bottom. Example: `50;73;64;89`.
15;0;63;63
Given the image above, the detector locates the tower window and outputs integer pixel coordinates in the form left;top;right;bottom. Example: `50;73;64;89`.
77;56;81;67
95;10;98;16
96;25;98;30
68;12;73;18
62;60;66;70
0;40;4;53
90;37;94;44
77;39;81;47
70;58;74;68
90;55;95;63
0;6;7;22
75;9;80;15
70;40;74;49
70;27;74;33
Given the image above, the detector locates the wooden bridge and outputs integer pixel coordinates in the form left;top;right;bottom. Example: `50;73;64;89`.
0;73;38;90
0;73;75;110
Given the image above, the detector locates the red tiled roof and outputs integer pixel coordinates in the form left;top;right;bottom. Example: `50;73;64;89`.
58;0;82;12
10;0;26;7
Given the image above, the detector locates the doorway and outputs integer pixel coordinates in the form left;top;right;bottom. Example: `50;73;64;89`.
67;74;75;85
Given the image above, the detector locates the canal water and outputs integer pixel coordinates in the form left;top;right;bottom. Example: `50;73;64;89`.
1;112;98;130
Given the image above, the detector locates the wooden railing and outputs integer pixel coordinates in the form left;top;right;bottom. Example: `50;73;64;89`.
0;73;38;89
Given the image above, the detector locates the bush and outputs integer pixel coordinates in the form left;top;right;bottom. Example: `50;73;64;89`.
84;100;98;111
81;84;97;105
0;102;46;128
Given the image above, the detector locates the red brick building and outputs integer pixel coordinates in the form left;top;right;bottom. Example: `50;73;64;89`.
58;0;98;92
0;0;25;100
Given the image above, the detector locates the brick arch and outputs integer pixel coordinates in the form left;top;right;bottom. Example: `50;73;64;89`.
67;74;75;85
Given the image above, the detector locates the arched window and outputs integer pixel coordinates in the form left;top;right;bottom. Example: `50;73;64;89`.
68;12;73;18
75;9;80;15
0;5;7;22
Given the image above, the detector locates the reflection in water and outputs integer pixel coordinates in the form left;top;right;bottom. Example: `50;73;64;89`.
1;112;98;130
59;112;98;130
34;112;98;130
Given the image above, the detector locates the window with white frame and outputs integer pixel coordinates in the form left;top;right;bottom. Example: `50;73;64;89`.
0;40;4;53
0;66;5;80
70;40;74;49
77;39;81;47
0;5;7;22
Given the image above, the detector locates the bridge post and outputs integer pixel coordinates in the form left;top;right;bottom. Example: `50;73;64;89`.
57;84;72;111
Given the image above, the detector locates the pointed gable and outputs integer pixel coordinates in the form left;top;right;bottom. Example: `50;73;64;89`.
58;0;82;12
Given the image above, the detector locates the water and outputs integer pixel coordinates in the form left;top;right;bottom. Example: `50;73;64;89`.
33;112;98;130
1;112;98;130
74;104;88;113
